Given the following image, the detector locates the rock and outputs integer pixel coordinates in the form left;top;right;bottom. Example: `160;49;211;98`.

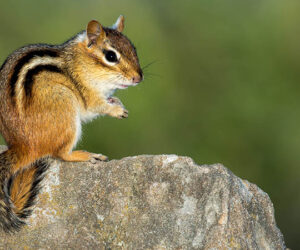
0;146;286;249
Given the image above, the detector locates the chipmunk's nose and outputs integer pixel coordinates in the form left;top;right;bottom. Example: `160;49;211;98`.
132;70;143;84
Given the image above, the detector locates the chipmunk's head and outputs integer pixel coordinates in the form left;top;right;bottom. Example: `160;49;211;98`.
76;16;143;96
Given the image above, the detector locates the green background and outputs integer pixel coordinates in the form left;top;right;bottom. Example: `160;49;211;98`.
0;0;299;247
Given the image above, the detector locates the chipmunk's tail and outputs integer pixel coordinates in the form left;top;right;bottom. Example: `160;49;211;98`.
0;150;49;233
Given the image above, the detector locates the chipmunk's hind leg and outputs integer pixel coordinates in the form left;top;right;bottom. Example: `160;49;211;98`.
53;117;108;163
57;149;108;163
28;76;108;164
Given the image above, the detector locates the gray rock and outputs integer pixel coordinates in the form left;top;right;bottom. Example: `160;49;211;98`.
0;147;285;249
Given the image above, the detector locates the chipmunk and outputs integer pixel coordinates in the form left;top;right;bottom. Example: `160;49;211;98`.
0;15;143;232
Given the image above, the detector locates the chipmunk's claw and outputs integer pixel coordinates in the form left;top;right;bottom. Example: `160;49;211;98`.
90;153;109;163
119;109;128;119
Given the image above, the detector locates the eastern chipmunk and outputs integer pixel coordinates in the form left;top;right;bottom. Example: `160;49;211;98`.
0;16;143;232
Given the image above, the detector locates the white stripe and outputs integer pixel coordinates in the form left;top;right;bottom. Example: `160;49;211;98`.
15;56;63;113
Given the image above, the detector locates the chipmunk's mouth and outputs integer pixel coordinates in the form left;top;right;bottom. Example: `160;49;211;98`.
118;83;138;89
119;84;129;89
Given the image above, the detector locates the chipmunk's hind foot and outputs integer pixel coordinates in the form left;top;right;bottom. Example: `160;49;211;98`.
89;153;109;163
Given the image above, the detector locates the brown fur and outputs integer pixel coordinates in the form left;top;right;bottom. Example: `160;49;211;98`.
10;166;35;213
0;16;143;232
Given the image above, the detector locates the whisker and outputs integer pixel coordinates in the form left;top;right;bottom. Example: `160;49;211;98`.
144;72;161;78
142;60;157;71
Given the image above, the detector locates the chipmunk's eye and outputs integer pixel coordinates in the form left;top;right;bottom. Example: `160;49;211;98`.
104;50;118;63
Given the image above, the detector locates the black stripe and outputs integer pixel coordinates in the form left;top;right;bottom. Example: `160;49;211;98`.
24;64;62;97
10;50;59;100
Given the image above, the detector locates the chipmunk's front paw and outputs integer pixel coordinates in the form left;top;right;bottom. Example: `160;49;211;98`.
109;104;128;119
118;108;128;119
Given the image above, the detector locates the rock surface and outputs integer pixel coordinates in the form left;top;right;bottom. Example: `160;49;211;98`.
0;147;285;249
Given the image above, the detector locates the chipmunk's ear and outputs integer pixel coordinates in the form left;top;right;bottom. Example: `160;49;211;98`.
86;20;106;47
112;15;125;32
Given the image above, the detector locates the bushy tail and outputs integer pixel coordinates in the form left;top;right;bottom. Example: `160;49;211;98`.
0;150;49;233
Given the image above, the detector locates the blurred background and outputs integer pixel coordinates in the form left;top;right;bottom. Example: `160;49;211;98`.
0;0;299;247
